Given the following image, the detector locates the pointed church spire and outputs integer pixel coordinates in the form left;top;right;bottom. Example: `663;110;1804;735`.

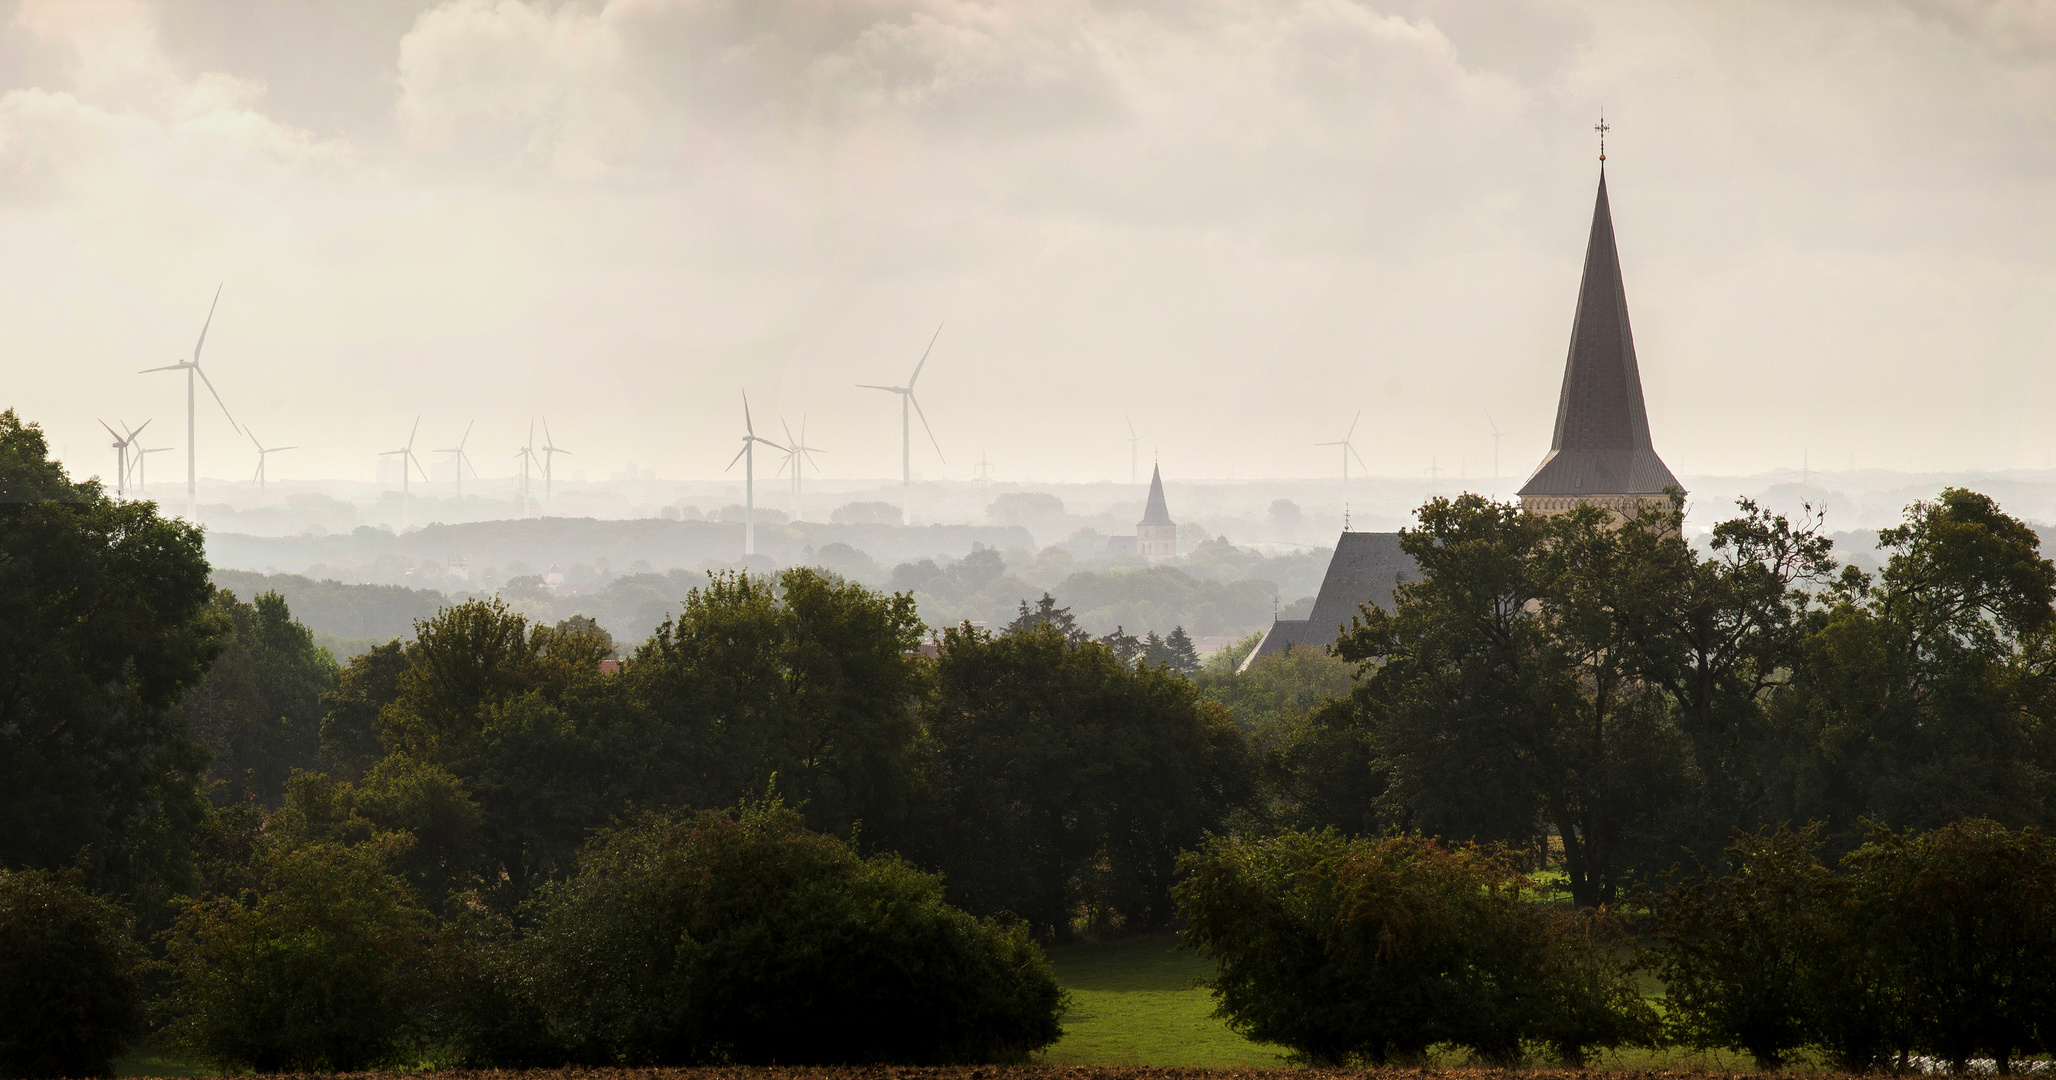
1518;168;1680;505
1139;464;1173;526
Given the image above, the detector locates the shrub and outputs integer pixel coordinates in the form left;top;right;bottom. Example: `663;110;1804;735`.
159;836;430;1072
1174;829;1649;1066
515;799;1066;1065
1645;824;1842;1070
0;869;145;1079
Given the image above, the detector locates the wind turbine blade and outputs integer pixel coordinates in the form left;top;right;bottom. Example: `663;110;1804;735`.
741;391;754;436
458;420;474;450
248;428;263;451
196;366;238;431
542;416;556;449
407;415;420;450
274;446;296;453
1350;445;1370;471
139;363;186;373
781;417;796;448
192;284;222;364
100;420;123;442
129;419;150;440
857;383;900;393
1346;410;1361;441
726;445;748;471
909;393;945;464
1485;409;1500;436
908;322;944;387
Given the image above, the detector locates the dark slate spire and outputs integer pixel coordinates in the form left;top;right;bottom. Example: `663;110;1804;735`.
1138;464;1173;526
1518;171;1680;498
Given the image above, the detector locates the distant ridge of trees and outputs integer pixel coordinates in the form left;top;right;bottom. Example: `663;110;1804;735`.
211;570;448;643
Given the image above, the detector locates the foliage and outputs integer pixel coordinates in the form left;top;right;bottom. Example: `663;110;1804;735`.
1174;828;1651;1066
271;761;485;908
316;639;408;779
0;410;224;906
1644;824;1842;1069
159;836;431;1072
1843;818;2056;1073
515;800;1066;1065
209;570;447;644
1006;591;1091;644
0;868;145;1079
1196;643;1352;730
919;623;1252;939
176;589;340;805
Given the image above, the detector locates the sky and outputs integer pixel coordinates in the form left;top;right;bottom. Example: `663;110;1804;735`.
4;0;2054;491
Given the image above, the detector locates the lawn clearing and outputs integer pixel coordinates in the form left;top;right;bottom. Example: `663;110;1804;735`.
1040;933;1289;1068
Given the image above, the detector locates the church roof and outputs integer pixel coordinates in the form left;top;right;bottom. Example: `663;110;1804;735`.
1240;531;1417;671
1138;464;1174;526
1519;171;1681;498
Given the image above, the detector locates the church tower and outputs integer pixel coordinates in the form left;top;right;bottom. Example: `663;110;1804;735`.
1517;164;1682;517
1136;464;1178;563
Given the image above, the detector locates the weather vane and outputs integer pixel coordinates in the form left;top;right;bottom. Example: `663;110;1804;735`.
1595;112;1609;162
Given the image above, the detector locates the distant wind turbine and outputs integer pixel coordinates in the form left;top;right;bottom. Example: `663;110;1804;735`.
437;421;478;497
379;417;428;528
99;419;148;500
246;428;296;494
727;393;784;556
1316;411;1369;487
858;323;946;485
1486;411;1502;480
135;444;171;496
140;285;238;519
515;419;541;518
539;417;571;511
777;415;825;521
1127;416;1140;485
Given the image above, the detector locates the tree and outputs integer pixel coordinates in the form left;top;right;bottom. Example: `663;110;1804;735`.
516;800;1066;1065
159;836;431;1072
176;589;339;805
1644;824;1841;1070
917;623;1250;938
1769;490;2056;843
270;761;485;910
1174;829;1650;1066
0;410;224;904
0;869;145;1079
317;640;409;780
632;568;927;842
1006;592;1089;645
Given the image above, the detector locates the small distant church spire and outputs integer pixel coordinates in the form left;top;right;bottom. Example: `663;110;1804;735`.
1136;463;1177;563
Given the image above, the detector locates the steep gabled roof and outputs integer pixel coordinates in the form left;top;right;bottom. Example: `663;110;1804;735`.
1138;464;1174;526
1519;171;1680;498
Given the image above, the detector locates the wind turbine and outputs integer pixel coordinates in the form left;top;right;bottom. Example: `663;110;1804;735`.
246;428;296;495
379;417;428;527
437;421;478;497
539;417;571;511
1486;411;1502;480
515;419;541;518
1316;411;1369;487
777;415;825;521
140;285;238;519
99;419;147;500
1127;416;1140;485
726;393;783;557
858;322;947;486
135;444;171;496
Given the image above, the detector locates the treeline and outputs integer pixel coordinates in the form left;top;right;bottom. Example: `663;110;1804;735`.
12;402;2056;1074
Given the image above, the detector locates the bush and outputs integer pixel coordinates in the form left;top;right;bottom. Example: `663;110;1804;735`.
1174;829;1650;1066
513;799;1066;1065
0;869;145;1079
159;836;430;1072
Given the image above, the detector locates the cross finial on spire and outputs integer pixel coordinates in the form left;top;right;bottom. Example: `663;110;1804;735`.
1595;111;1609;162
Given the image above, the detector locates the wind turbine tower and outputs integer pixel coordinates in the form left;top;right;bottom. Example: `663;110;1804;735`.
858;323;947;487
438;421;478;497
539;417;571;512
1127;416;1140;485
135;444;171;496
515;419;541;518
379;417;428;528
246;428;296;495
140;285;238;519
726;393;783;556
1486;411;1503;480
1316;411;1369;487
99;419;148;500
778;416;824;521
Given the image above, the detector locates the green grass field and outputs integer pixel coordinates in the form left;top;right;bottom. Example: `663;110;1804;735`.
1039;933;1289;1068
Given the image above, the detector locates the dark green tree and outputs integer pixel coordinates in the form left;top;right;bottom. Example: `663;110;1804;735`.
0;869;145;1079
0;410;224;904
317;640;409;780
515;800;1066;1065
917;623;1250;938
176;589;339;806
1174;829;1650;1066
1006;592;1089;644
159;836;431;1072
